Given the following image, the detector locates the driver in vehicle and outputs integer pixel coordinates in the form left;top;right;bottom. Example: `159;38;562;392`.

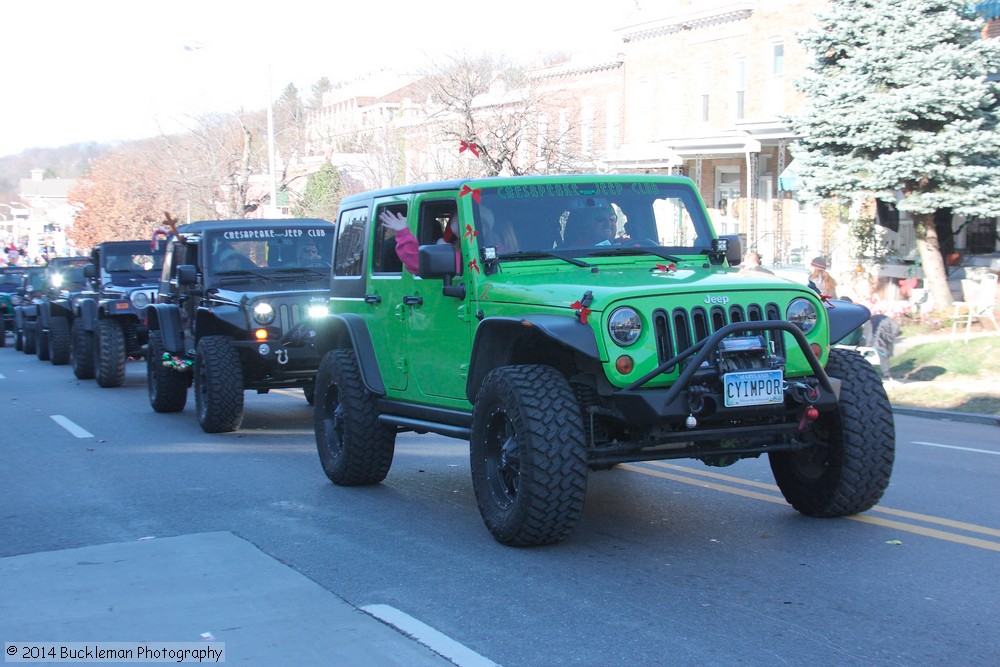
563;205;618;246
299;242;321;264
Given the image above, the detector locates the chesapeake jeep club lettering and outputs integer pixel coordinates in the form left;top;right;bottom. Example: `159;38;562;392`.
222;228;328;240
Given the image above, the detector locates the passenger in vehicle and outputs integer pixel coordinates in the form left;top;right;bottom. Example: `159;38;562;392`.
217;246;253;272
379;209;463;275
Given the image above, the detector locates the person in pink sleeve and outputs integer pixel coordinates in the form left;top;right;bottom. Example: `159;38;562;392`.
379;209;462;275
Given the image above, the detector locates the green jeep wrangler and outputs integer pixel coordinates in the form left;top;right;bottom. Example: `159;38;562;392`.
312;174;895;546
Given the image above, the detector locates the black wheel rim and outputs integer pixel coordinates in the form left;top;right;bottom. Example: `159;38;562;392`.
483;408;520;508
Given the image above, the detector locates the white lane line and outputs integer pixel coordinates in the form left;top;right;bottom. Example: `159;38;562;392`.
362;604;499;667
912;441;999;456
50;415;94;438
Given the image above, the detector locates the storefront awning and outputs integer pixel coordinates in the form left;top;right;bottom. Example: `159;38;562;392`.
777;159;801;192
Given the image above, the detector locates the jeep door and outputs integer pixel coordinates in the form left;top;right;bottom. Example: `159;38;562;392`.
403;195;473;404
365;200;410;392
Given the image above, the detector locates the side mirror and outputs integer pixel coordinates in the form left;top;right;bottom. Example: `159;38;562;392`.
83;264;97;279
417;244;466;299
177;264;197;286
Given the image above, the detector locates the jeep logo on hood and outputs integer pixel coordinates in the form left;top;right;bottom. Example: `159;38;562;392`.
704;295;730;304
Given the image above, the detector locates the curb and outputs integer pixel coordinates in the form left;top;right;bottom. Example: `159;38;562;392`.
891;405;1000;427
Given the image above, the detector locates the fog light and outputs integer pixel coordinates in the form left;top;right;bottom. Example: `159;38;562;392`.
258;343;270;356
615;355;634;374
255;329;268;340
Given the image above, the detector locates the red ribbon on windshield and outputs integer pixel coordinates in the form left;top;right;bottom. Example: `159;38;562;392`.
459;185;482;203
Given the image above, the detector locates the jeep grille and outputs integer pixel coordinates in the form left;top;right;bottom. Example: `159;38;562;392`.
276;303;304;333
653;302;785;366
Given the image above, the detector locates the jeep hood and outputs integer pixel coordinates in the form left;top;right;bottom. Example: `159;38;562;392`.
478;263;814;309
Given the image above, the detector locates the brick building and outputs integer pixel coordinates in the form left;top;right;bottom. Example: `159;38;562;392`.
305;0;999;282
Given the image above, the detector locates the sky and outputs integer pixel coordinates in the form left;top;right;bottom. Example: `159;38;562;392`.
0;0;645;157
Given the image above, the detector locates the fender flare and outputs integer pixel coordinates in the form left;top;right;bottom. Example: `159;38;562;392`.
76;298;99;331
826;300;872;345
144;303;186;354
466;314;599;403
314;313;385;395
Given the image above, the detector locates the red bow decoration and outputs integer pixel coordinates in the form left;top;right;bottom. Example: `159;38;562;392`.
819;293;835;306
459;185;482;203
654;263;676;272
463;224;478;240
570;300;592;324
468;257;480;274
459;140;480;157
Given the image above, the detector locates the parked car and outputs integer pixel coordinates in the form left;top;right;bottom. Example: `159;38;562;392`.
311;174;896;546
145;218;335;432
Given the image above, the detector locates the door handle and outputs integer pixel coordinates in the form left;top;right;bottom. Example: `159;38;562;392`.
364;294;382;304
403;295;423;306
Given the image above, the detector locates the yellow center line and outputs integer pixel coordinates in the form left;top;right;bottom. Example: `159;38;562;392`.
621;462;1000;552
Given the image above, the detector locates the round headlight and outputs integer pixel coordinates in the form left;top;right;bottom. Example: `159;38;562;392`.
51;274;64;288
252;301;275;325
608;307;642;346
130;291;150;309
787;298;818;334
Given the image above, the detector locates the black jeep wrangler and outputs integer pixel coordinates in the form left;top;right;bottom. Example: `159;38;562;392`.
145;218;335;433
17;256;90;363
9;267;46;351
71;240;165;386
0;267;43;347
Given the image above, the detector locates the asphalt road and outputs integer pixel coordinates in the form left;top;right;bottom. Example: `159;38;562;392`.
1;347;998;666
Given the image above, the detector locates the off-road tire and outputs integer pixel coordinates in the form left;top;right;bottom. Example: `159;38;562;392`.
195;335;244;433
769;347;895;517
314;349;395;485
470;364;589;547
14;323;22;350
303;383;315;405
35;326;50;361
0;324;6;348
71;318;95;379
23;325;36;354
147;330;187;413
48;316;71;365
95;319;126;388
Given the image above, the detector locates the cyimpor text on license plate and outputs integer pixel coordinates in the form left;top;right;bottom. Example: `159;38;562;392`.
723;369;784;407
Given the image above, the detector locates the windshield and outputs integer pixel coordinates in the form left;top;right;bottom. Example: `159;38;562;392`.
205;227;334;279
471;181;713;258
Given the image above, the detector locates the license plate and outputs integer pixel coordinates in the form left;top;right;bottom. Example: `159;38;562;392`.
723;369;784;407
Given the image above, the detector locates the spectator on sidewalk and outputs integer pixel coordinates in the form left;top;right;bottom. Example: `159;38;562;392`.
864;312;902;381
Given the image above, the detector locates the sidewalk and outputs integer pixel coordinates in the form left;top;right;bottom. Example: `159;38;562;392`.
0;532;466;666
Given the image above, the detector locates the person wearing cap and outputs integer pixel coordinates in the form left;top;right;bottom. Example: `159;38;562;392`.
808;256;837;297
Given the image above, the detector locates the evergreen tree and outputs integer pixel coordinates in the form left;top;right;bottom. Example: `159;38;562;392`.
293;162;341;221
789;0;1000;310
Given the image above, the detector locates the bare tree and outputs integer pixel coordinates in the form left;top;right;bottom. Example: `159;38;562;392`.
67;143;182;249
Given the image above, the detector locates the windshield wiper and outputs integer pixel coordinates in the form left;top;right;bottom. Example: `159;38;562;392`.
271;267;328;278
495;250;594;268
587;247;684;263
214;270;269;282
